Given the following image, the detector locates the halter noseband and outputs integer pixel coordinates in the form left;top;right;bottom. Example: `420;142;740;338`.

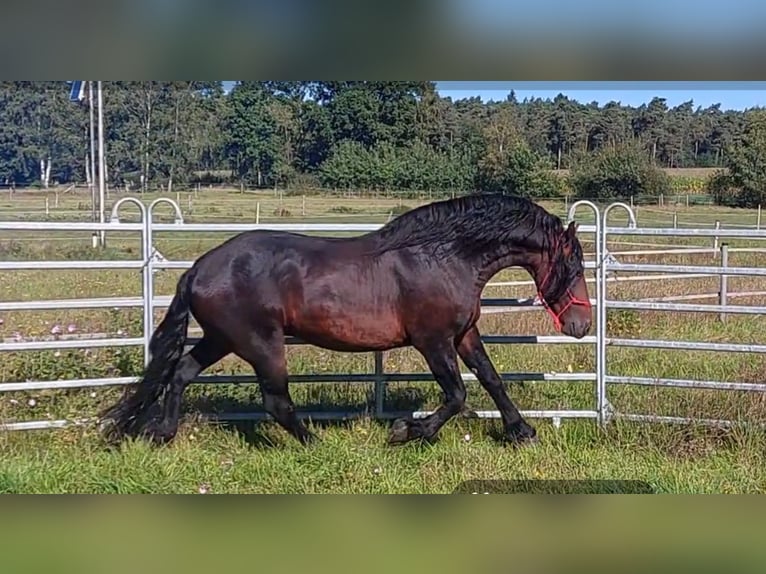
536;235;590;332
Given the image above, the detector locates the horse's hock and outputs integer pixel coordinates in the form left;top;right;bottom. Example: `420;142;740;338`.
1;198;766;433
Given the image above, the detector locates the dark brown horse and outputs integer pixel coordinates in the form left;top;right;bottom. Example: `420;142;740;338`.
99;193;591;447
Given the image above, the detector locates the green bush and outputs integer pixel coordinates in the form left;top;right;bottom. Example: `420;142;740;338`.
477;141;563;198
317;140;475;192
569;142;671;200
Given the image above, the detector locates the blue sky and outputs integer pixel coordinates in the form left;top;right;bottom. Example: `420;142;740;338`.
222;81;766;111
435;82;766;111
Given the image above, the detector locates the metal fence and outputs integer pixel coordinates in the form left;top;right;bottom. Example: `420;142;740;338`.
0;197;764;432
595;202;766;428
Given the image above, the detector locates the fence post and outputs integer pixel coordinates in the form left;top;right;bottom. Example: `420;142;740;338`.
719;243;729;323
567;199;604;427
598;202;637;426
144;198;184;366
713;220;720;253
374;351;385;416
673;212;678;229
758;205;762;230
109;197;150;364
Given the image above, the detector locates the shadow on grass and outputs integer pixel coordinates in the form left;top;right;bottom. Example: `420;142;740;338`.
181;383;434;449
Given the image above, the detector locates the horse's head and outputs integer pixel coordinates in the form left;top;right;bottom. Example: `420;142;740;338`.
534;221;592;339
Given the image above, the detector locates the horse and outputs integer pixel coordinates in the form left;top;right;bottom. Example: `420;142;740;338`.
99;192;591;447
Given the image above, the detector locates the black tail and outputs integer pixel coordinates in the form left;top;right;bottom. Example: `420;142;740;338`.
100;266;196;442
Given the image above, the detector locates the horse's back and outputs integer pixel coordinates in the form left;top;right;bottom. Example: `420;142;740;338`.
188;230;406;350
189;229;478;352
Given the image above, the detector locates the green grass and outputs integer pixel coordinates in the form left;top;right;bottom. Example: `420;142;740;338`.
1;189;766;493
0;415;764;494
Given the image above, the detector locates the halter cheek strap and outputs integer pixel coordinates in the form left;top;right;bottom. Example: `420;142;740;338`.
536;240;591;332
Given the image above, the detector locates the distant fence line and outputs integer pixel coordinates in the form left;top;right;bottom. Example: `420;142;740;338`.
0;182;752;215
1;198;766;432
1;192;764;239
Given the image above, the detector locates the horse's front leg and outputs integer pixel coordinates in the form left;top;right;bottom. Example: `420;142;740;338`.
388;338;467;445
456;326;538;446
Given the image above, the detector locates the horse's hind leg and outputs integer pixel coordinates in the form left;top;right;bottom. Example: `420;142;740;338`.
144;335;229;444
233;326;315;445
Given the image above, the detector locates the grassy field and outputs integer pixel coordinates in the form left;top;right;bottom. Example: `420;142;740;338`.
1;188;766;494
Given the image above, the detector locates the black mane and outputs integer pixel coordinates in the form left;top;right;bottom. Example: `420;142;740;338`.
371;193;583;303
372;193;564;255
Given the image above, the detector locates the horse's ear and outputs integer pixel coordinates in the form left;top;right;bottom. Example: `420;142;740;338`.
566;221;578;238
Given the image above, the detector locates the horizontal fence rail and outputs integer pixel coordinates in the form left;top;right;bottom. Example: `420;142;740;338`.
2;198;766;433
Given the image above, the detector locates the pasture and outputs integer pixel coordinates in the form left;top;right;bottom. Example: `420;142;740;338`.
1;188;765;494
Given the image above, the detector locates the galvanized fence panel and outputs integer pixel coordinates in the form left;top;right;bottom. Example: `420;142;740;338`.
0;198;601;431
599;204;766;427
4;198;765;433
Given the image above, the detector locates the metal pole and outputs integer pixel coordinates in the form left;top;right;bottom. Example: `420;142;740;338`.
598;212;607;426
374;351;385;416
598;202;637;426
97;81;106;248
89;82;96;222
567;200;603;426
109;197;149;363
144;198;185;366
719;243;728;323
713;220;720;253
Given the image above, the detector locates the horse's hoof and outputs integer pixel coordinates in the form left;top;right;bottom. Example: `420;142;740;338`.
460;408;480;419
141;421;177;446
97;417;115;434
97;417;124;443
388;418;411;445
505;421;539;447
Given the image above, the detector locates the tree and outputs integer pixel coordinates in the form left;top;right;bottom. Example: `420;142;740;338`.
477;109;560;198
0;81;756;193
632;97;668;164
710;109;766;208
0;81;86;186
224;82;278;186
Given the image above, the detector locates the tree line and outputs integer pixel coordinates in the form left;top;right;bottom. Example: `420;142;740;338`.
0;81;764;204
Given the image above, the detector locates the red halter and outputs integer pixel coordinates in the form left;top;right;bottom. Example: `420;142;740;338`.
535;237;591;332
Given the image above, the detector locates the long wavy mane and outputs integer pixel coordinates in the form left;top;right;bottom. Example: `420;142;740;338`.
373;193;561;252
370;193;583;302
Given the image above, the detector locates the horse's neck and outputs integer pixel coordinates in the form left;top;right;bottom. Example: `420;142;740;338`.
474;246;539;290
